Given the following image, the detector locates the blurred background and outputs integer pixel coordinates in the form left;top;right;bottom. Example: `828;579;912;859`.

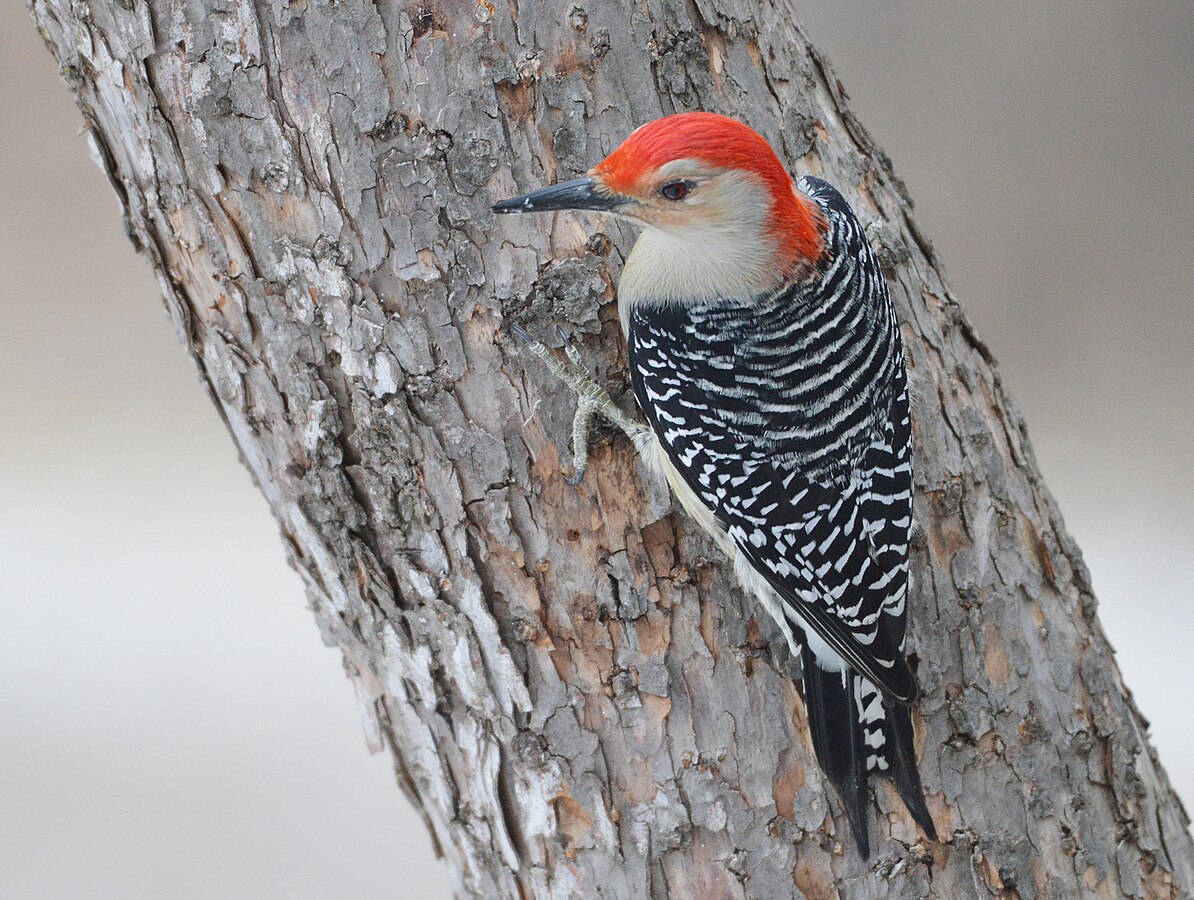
2;1;1191;896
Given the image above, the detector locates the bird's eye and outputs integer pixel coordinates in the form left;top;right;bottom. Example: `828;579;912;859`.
659;180;689;201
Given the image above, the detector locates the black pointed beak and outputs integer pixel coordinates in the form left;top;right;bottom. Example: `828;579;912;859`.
492;176;625;215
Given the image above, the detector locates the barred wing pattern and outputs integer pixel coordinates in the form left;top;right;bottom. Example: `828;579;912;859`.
627;176;915;704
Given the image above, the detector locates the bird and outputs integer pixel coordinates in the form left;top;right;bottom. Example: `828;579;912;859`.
492;111;936;857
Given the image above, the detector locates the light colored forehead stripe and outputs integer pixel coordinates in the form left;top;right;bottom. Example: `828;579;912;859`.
653;158;728;180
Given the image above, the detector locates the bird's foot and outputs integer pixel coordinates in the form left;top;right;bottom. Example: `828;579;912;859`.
511;324;646;485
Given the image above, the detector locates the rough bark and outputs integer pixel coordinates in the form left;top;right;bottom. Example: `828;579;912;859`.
27;0;1192;896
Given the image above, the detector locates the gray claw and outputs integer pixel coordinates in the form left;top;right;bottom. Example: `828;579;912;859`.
559;327;584;367
513;321;645;488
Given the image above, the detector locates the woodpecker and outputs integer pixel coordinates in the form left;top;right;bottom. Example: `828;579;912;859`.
493;111;936;856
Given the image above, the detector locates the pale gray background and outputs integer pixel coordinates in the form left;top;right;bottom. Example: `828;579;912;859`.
2;2;1191;897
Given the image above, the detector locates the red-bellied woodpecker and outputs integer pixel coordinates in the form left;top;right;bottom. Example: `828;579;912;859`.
493;111;936;857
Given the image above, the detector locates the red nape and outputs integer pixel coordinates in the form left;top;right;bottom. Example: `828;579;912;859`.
594;112;825;269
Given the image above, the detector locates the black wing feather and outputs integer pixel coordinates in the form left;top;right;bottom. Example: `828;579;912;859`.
628;176;915;703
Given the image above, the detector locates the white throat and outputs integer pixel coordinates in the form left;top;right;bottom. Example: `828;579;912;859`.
616;172;784;327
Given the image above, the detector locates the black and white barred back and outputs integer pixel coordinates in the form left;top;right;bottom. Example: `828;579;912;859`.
626;176;933;854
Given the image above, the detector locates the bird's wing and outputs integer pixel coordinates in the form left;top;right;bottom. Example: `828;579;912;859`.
723;391;917;703
627;176;916;702
633;356;917;702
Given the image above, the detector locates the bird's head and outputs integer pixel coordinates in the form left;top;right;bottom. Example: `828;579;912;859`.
494;112;826;298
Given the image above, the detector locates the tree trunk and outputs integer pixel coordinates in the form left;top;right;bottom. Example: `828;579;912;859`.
27;0;1192;895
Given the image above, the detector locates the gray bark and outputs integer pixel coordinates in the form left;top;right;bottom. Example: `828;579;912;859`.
27;0;1192;896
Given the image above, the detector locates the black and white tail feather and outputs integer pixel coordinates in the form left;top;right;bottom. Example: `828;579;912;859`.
626;175;936;856
801;649;936;856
